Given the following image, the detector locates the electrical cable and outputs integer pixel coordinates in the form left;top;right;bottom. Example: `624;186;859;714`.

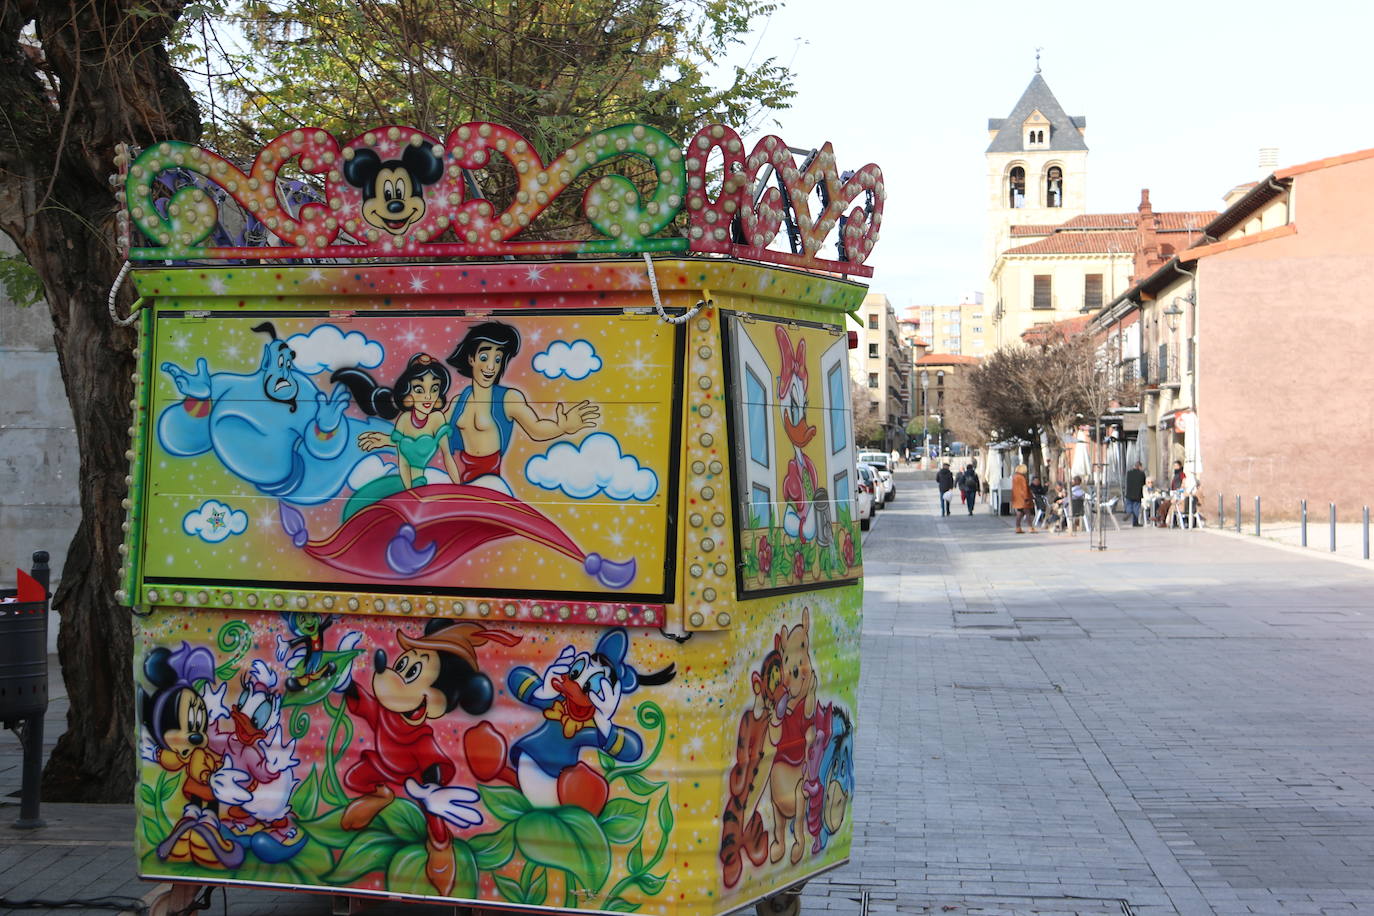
0;895;148;913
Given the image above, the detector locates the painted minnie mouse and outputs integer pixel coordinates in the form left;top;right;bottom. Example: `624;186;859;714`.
139;642;245;868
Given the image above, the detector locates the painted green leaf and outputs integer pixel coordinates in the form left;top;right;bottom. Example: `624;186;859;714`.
479;784;532;822
280;649;363;708
623;773;665;797
138;784;156;807
141;816;163;848
300;808;356;849
493;873;524;903
598;797;649;845
656;793;674;835
519;859;537;894
598;751;617;771
528;867;548;904
377;798;428;844
156;773;178;801
323;829;403;883
605;897;641;913
288;836;335;882
385;843;428;894
294;767;321;820
469;820;516;870
514;807;611;892
636;871;668;895
627;839;644;874
450;838;479;899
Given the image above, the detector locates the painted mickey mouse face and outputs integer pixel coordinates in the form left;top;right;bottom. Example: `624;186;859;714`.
361;166;427;235
343;145;445;239
373;647;445;725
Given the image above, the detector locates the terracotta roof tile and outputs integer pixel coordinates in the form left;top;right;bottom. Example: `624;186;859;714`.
917;353;980;365
1004;230;1142;255
1020;315;1092;343
1010;224;1060;237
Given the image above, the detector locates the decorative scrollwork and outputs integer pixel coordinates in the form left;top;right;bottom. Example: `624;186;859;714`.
118;121;882;275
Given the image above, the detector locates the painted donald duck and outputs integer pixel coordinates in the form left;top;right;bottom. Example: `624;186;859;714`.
775;325;832;548
463;629;674;816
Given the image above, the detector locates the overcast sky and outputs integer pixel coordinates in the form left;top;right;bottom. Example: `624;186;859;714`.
724;0;1374;308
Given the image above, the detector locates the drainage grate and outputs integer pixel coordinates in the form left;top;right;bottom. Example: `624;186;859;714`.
801;886;1133;916
952;682;1063;693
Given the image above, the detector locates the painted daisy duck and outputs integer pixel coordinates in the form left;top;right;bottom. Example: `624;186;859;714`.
775;325;832;548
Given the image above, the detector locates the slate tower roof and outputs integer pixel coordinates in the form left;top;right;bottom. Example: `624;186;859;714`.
987;73;1088;153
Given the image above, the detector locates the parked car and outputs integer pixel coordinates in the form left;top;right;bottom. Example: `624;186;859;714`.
855;464;877;529
858;450;890;472
875;467;895;504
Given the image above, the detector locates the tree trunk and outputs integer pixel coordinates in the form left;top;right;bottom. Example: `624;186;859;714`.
0;0;199;802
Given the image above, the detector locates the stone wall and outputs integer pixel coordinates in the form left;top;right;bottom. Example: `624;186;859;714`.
0;244;79;651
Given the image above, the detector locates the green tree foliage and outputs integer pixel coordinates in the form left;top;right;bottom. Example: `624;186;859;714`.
174;0;795;235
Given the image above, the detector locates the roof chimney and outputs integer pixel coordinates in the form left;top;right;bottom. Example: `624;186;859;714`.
1258;147;1279;174
1135;188;1160;278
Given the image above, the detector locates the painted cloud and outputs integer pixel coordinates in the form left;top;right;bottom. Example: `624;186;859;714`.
285;324;385;375
183;499;249;543
525;432;658;501
531;339;603;380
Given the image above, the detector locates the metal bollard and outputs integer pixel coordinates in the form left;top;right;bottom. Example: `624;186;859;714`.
1255;496;1261;537
1364;506;1370;560
1235;495;1241;534
1301;499;1307;547
1218;494;1224;528
1330;502;1337;553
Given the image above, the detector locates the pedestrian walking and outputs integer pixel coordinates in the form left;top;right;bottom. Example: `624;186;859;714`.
1068;475;1088;534
936;462;954;516
1011;463;1035;533
959;464;979;516
1125;461;1146;527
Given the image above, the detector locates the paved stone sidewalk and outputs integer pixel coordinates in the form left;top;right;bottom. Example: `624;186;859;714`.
799;470;1374;916
5;470;1373;914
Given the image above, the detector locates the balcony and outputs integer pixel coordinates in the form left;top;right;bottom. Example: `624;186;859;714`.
1139;354;1180;391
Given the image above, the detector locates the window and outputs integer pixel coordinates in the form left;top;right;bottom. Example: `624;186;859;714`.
972;325;983;333
745;368;770;469
868;342;879;358
1033;274;1052;310
868;314;878;330
750;483;772;528
1084;273;1103;310
868;372;879;388
1046;166;1063;208
832;470;850;509
1008;167;1026;208
827;363;846;454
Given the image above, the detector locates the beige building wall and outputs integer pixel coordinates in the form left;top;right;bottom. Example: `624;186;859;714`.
852;293;910;450
991;253;1133;347
986;150;1089;269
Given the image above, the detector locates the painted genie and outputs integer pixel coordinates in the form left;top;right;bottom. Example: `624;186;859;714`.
156;322;390;505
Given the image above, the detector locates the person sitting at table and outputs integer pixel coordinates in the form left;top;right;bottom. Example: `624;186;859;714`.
1068;475;1088;534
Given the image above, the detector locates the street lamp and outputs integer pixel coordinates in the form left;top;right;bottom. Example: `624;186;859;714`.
920;370;930;463
1164;299;1184;331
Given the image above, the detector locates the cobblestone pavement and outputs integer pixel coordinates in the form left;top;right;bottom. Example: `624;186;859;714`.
798;470;1374;916
4;468;1373;915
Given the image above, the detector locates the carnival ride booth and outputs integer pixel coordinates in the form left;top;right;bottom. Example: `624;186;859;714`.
115;121;883;916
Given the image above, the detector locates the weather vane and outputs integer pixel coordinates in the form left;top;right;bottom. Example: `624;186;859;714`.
1035;47;1043;73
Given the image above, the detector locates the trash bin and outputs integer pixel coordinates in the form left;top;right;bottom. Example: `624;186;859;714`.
0;557;48;725
119;118;881;915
